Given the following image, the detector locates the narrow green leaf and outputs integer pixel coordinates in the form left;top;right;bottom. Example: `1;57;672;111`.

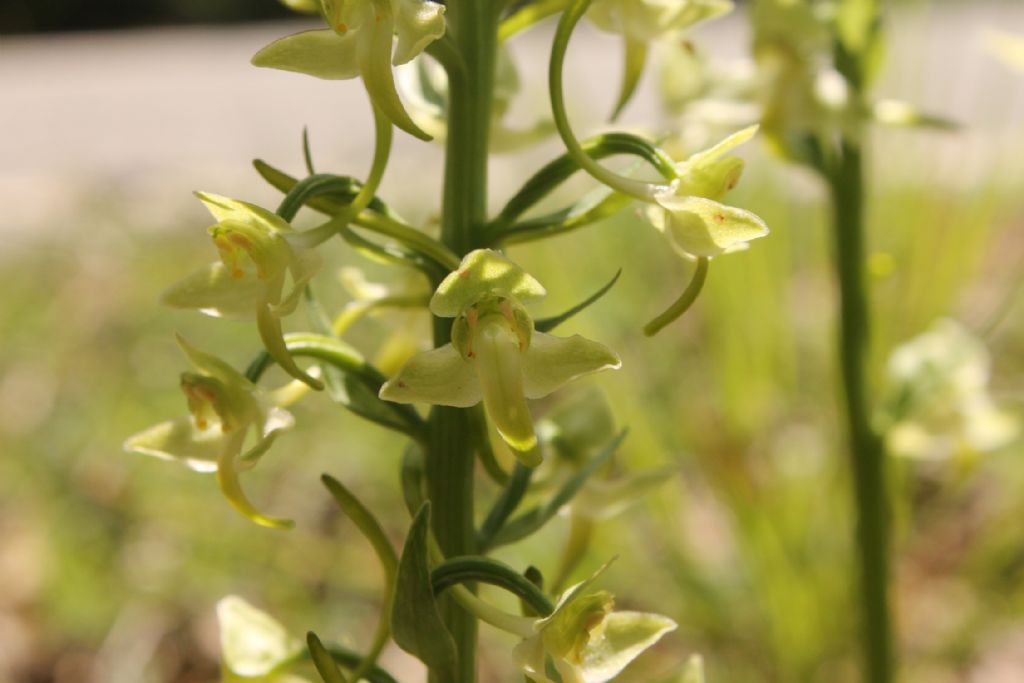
491;430;627;547
535;269;621;333
302;126;316;175
477;462;533;548
400;445;427;517
321;475;398;683
308;632;349;683
392;504;458;677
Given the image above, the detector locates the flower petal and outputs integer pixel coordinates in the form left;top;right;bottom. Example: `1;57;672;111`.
252;28;361;80
123;416;222;473
578;611;677;683
379;343;482;408
653;195;769;258
194;191;291;234
161;262;266;320
521;333;621;400
676;125;758;200
431;249;547;318
393;0;447;66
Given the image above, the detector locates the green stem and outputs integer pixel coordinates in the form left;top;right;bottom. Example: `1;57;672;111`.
426;2;500;681
549;0;669;202
826;141;892;683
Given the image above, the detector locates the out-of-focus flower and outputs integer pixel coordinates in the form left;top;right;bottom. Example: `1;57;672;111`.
588;0;732;42
882;319;1019;460
124;336;296;528
379;250;620;462
252;0;446;140
218;595;309;682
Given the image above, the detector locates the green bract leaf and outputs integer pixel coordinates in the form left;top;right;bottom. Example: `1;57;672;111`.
218;596;303;679
536;270;621;333
491;431;626;547
430;250;547;318
392;505;458;677
650;195;769;258
307;632;348;683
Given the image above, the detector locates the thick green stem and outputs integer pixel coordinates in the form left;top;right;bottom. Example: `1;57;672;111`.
426;2;499;682
827;141;893;683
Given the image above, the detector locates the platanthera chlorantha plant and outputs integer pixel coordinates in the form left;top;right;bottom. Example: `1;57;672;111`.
125;0;768;680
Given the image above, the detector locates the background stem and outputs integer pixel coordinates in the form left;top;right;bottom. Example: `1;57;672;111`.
827;140;893;683
426;2;498;682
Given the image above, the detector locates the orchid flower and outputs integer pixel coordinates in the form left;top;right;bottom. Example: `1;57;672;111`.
513;564;677;683
124;335;296;529
162;192;322;389
587;0;733;118
252;0;446;140
379;250;620;463
648;125;769;260
588;0;732;41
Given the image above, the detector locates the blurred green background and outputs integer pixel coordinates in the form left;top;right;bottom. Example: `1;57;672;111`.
1;1;1023;682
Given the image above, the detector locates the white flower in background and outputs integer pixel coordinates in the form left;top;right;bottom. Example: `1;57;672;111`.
883;319;1018;460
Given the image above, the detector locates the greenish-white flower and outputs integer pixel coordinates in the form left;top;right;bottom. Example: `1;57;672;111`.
252;0;446;140
162;192;322;389
379;250;621;463
513;565;677;683
649;126;769;258
124;336;296;528
218;595;309;682
397;44;554;153
588;0;733;41
883;319;1018;460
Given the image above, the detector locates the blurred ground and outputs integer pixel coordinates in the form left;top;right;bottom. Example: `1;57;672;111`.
1;2;1023;683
